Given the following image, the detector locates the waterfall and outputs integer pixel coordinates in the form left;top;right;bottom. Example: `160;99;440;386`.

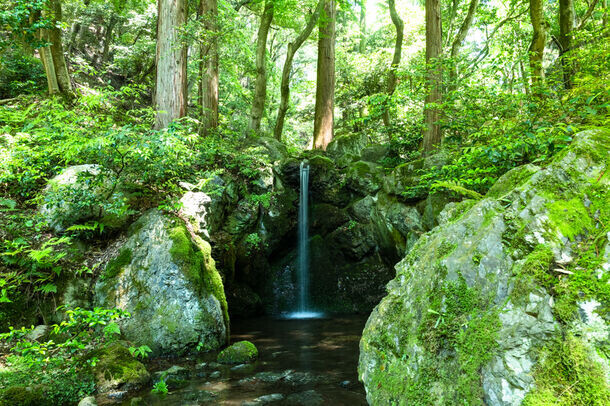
298;161;310;312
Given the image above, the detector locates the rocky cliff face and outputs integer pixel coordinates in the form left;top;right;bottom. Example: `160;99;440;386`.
358;130;610;405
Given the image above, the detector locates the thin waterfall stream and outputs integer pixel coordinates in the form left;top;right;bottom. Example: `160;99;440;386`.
287;161;321;319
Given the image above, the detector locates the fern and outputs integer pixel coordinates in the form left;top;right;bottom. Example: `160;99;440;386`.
432;180;483;200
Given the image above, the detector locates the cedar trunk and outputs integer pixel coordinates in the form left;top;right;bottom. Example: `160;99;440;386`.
249;1;274;132
154;0;188;130
199;0;219;135
423;0;442;154
39;0;72;96
528;0;547;91
313;0;336;150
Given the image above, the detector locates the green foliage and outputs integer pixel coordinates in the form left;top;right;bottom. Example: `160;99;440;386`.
151;380;169;395
0;48;46;98
128;345;152;360
0;307;130;405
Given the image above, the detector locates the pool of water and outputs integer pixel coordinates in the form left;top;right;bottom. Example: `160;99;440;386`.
120;314;368;405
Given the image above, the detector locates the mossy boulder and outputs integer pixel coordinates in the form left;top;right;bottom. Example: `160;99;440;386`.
0;385;48;406
95;209;229;355
39;164;130;232
326;132;368;167
217;341;258;364
85;343;150;393
359;129;610;406
346;161;384;195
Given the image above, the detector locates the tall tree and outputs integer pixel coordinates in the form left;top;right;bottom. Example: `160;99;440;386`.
249;0;274;132
359;0;366;53
558;0;574;88
274;1;323;140
38;0;72;96
448;0;479;87
528;0;547;91
199;0;219;134
382;0;404;127
154;0;187;130
312;0;336;150
422;0;442;154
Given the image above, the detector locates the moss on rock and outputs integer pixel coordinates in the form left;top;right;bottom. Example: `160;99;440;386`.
103;248;132;279
217;340;258;364
85;343;150;393
0;385;48;406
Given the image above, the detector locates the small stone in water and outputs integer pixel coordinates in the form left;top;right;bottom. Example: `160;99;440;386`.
340;380;351;388
209;371;221;379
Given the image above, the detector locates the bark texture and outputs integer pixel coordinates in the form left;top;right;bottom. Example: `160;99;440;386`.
528;0;547;91
382;0;404;127
154;0;188;130
274;1;323;140
423;0;442;154
359;0;367;53
313;0;336;150
199;0;219;134
39;0;72;96
249;0;274;132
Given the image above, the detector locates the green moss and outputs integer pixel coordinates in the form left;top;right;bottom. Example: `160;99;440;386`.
103;248;132;279
548;198;593;241
85;343;150;388
217;340;258;364
511;244;554;303
0;385;48;406
486;164;538;199
167;223;229;343
523;335;610;406
437;240;457;258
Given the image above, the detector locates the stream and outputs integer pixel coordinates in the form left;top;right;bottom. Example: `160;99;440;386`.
121;315;368;405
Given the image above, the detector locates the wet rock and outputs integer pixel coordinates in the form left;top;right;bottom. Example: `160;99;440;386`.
95;209;228;356
153;365;190;389
231;363;255;373
242;393;285;405
78;396;97;406
285;390;324;406
106;390;128;400
40;164;129;232
209;371;221;379
339;380;351;388
218;340;258;364
359;129;610;405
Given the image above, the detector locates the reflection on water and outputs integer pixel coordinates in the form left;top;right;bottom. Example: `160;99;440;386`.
121;315;368;405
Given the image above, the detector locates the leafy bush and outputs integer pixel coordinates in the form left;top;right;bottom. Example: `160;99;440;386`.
0;48;46;98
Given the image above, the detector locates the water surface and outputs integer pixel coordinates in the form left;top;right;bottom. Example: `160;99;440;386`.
122;315;368;405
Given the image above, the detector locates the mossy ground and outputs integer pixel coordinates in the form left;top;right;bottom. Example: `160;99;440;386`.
84;342;149;388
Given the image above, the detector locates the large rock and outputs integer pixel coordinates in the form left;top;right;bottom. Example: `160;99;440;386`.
326;133;368;167
359;129;610;405
84;342;150;393
40;164;129;232
95;210;229;355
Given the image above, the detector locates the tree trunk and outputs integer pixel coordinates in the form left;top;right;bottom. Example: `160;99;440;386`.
274;1;323;141
558;0;574;89
249;0;274;132
199;0;219;135
313;0;336;150
38;0;72;96
382;0;403;127
423;0;442;155
154;0;187;130
101;15;118;65
449;0;479;88
528;0;547;91
359;0;367;53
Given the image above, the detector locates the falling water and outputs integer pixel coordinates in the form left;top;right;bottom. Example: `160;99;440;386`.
298;161;310;313
285;161;322;319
